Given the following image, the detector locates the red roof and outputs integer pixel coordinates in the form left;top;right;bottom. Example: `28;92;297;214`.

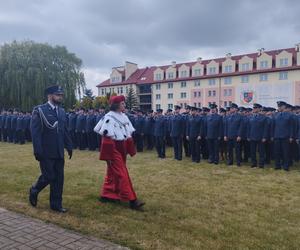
97;47;299;87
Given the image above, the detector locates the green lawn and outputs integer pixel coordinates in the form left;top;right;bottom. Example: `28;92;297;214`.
1;142;300;249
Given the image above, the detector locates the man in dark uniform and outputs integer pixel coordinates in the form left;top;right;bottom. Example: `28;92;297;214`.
186;107;202;163
29;85;73;213
154;109;166;158
75;108;87;150
170;105;184;160
16;111;26;144
133;110;145;152
224;103;243;166
144;110;155;150
165;109;173;147
5;109;13;143
272;101;294;171
200;107;210;160
0;110;3;141
2;110;8;142
68;109;77;149
24;111;32;142
11;109;19;143
206;104;223;165
219;108;227;161
182;105;191;157
247;103;268;168
238;107;250;163
86;109;97;151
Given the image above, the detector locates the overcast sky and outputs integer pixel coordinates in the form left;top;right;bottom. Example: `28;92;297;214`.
0;0;299;93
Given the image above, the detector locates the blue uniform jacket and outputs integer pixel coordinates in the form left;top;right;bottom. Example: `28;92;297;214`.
31;103;72;159
206;113;223;139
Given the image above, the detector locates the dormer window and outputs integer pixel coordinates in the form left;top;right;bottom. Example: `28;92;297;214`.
141;77;146;80
241;63;250;71
208;67;216;75
180;70;187;78
155;73;162;81
194;69;201;76
111;76;120;83
280;58;288;67
260;61;268;69
224;65;233;73
168;72;174;79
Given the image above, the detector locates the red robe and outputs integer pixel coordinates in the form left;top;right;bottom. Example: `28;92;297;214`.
99;136;137;201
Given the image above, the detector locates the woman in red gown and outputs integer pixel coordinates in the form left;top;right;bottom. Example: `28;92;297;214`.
94;95;145;210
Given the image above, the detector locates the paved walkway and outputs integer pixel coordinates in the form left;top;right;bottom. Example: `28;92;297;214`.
0;208;129;250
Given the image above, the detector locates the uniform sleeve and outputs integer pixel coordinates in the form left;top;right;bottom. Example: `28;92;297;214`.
30;107;43;156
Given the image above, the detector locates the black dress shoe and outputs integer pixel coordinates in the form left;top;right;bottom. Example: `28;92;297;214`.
130;199;145;211
51;207;68;213
29;188;38;207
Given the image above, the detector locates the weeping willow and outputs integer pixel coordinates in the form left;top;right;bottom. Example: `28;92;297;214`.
0;40;86;111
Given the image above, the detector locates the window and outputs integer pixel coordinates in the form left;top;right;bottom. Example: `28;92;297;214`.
194;80;200;86
224;65;232;73
208;90;212;97
156;94;161;100
260;74;268;81
241;63;250;71
111;76;120;83
229;101;232;106
280;58;288;67
101;89;105;95
184;103;187;108
279;72;288;80
180;92;187;98
208;79;216;86
212;90;216;96
224;77;232;85
193;91;201;98
155;73;162;80
168;82;173;89
194;102;197;107
224;101;228;107
168;104;173;109
156;104;161;110
208;67;216;75
241;75;249;83
260;60;268;69
126;87;128;94
155;83;161;90
168;93;173;99
224;89;232;96
181;81;187;88
198;103;201;107
180;70;187;78
168;72;174;79
194;69;201;76
120;87;123;94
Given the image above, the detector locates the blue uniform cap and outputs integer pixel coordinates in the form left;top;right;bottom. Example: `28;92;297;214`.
45;85;64;95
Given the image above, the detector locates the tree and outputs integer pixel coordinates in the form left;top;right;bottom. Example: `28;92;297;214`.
0;40;86;111
83;88;95;100
125;87;138;110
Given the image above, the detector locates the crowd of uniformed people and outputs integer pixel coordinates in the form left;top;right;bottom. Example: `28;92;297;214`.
1;100;300;171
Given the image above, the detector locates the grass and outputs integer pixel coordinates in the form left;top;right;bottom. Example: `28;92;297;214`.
1;142;300;249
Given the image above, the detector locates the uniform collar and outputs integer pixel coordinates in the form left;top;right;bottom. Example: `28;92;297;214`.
47;101;57;110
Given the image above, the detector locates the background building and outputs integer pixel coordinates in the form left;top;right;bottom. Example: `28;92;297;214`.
97;45;300;111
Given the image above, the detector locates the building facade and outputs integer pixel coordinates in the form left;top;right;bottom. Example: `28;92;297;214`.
97;45;300;111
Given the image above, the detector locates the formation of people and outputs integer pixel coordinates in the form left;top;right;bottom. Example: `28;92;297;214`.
1;100;300;172
128;101;300;172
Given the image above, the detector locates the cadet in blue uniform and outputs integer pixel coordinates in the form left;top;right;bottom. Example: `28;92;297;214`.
170;105;184;160
182;105;191;157
16;111;26;144
86;109;97;151
206;104;223;164
11;109;18;143
29;85;73;213
238;107;250;163
5;110;13;143
272;101;294;171
247;103;268;168
219;108;227;161
134;110;145;152
154;109;166;158
75;108;87;150
200;107;210;160
0;110;4;141
68;110;77;148
144;110;155;150
224;103;243;166
186;107;202;163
